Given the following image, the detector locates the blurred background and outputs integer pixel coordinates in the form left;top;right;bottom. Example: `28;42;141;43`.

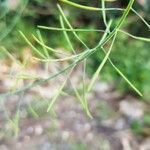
0;0;150;149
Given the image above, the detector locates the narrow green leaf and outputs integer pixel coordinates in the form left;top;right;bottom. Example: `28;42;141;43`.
47;78;66;112
19;31;46;59
32;34;69;56
131;8;150;29
118;29;150;42
36;30;49;58
101;47;143;97
28;104;39;118
38;26;105;33
1;47;22;65
47;66;76;112
88;33;117;92
57;4;88;49
59;15;75;53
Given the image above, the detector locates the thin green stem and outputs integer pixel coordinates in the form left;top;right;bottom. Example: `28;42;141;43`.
59;0;123;11
38;26;105;33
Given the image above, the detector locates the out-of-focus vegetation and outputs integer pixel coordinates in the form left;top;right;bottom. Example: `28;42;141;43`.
90;33;150;100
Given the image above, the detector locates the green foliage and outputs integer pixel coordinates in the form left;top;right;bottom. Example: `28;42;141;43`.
130;112;150;135
130;120;143;134
144;113;150;126
90;33;150;100
72;142;87;150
